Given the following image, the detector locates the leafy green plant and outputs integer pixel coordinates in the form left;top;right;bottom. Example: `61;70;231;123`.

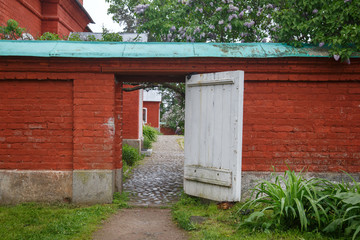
143;135;152;149
101;27;123;42
0;19;25;40
323;174;360;240
143;125;158;142
38;32;62;40
239;169;331;232
122;144;142;166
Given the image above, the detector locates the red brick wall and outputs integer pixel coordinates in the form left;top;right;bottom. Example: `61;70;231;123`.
143;101;160;128
73;73;116;170
160;126;176;135
122;85;141;139
115;81;123;169
0;80;73;170
0;73;119;171
242;81;360;173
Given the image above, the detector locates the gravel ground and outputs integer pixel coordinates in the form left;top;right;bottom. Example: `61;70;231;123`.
124;135;185;207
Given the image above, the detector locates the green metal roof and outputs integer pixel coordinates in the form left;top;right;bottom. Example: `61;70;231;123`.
0;40;357;59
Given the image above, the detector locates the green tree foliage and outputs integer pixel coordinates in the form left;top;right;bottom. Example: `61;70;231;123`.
107;0;360;61
160;83;185;131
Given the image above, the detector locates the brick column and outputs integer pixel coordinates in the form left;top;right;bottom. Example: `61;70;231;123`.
72;73;117;204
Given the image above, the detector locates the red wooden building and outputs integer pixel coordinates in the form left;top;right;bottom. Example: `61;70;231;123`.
0;41;359;204
0;0;93;38
143;90;162;131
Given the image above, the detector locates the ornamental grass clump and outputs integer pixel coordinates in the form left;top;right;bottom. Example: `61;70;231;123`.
239;169;331;232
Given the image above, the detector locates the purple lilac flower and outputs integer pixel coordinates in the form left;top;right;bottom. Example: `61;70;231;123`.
209;25;215;29
227;23;232;30
266;4;274;9
244;20;255;28
134;4;150;14
319;42;325;47
344;0;351;2
199;8;203;13
193;27;201;34
200;33;206;38
247;6;251;10
262;38;267;43
239;11;244;18
333;55;340;61
228;14;237;21
170;26;176;32
219;20;224;25
224;26;228;31
216;7;222;11
257;10;261;16
267;14;271;18
312;9;318;14
229;4;239;12
210;2;213;6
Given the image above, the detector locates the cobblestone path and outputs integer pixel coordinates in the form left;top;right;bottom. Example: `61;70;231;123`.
124;135;184;206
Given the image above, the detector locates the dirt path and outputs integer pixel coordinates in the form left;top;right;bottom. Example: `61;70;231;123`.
92;208;188;240
93;135;188;240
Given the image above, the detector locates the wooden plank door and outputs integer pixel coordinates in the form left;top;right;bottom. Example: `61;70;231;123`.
184;71;244;202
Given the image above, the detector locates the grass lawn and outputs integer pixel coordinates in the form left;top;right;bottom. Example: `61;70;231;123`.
0;192;129;240
172;193;335;240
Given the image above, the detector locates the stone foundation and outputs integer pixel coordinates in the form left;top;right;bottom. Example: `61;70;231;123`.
0;170;72;204
72;170;115;204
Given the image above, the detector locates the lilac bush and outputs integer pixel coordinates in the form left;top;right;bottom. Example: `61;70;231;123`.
106;0;359;60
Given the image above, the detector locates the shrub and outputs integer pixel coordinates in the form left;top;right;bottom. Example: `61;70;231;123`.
122;144;141;166
143;125;158;142
38;32;61;40
143;135;152;149
0;19;25;40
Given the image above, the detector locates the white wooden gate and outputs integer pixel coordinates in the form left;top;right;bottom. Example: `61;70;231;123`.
184;71;244;202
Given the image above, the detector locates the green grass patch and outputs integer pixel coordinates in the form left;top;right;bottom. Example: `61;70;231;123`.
172;193;333;240
0;192;130;240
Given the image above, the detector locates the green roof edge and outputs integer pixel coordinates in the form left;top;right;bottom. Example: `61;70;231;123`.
0;40;358;59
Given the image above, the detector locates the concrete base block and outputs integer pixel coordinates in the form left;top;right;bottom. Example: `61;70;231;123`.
115;168;123;192
123;139;141;153
0;170;72;204
72;170;115;204
241;171;360;201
